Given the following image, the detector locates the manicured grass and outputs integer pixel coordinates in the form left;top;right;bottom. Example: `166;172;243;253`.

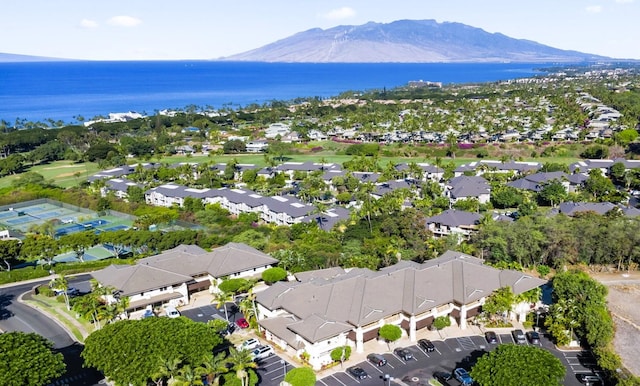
0;160;99;189
28;295;96;341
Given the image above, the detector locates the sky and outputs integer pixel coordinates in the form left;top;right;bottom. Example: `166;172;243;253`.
2;0;639;61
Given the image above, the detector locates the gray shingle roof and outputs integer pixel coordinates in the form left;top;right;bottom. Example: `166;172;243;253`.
138;242;278;277
91;264;193;296
93;243;277;295
256;251;545;342
447;176;490;199
424;209;481;227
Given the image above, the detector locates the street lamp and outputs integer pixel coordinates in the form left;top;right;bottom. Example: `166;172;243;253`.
383;374;391;386
280;360;286;379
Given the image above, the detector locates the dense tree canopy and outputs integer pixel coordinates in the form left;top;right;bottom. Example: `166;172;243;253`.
82;317;223;385
471;344;565;386
0;332;66;386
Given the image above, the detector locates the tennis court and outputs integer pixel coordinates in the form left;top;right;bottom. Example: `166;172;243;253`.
0;200;133;237
52;245;117;263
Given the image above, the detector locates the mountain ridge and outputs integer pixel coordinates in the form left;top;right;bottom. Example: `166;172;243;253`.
222;19;610;63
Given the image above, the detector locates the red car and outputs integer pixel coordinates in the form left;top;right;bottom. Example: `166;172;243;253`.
236;318;249;329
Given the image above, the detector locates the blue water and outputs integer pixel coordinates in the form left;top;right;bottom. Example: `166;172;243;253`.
0;61;551;123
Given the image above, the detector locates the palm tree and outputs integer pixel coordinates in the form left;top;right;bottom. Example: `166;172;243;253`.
153;357;182;386
227;348;258;386
173;364;205;386
51;274;70;310
238;289;257;323
212;290;233;321
198;352;228;386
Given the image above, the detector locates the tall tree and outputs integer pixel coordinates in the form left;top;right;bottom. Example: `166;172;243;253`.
0;332;66;386
471;344;565;386
226;348;258;386
82;317;223;386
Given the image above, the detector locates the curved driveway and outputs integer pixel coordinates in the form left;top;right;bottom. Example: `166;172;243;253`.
0;274;92;348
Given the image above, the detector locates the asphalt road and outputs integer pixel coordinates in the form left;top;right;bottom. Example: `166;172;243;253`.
0;275;93;348
0;274;104;386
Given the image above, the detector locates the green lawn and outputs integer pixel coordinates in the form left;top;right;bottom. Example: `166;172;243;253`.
0;160;100;189
28;295;96;341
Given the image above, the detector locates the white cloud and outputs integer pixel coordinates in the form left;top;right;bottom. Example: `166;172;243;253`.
80;19;98;28
320;7;356;20
107;15;142;27
586;5;603;13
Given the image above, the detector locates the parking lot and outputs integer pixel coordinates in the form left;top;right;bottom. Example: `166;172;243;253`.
314;332;601;386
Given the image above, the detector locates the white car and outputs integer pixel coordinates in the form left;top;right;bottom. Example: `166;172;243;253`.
251;345;274;361
239;338;260;351
164;306;181;318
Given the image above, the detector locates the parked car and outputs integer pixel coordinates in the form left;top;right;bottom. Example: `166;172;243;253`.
251;345;274;361
235;317;249;329
164;306;181;318
222;322;236;336
53;287;80;297
142;309;155;318
526;330;540;344
577;374;603;385
418;338;435;352
485;331;498;344
367;353;387;367
512;329;526;344
453;368;473;386
347;366;368;380
239;338;260;351
394;347;413;361
433;371;452;386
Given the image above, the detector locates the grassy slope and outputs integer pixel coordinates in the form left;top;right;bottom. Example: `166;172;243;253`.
0;160;100;189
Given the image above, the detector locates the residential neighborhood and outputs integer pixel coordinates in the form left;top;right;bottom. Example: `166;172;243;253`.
2;65;640;386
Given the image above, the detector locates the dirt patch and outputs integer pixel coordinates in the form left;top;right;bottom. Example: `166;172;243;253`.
42;165;84;170
591;271;640;376
55;172;81;178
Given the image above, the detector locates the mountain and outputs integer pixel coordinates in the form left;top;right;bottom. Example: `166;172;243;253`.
0;52;70;62
222;19;609;63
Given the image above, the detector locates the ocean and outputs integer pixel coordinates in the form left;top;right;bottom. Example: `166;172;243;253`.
0;61;552;124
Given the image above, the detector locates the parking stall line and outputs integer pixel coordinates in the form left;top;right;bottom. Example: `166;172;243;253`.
317;378;331;386
414;344;430;358
366;363;384;374
343;373;362;384
456;336;476;350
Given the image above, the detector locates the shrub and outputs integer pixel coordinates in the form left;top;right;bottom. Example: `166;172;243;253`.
536;265;551;278
262;267;288;284
378;324;402;342
218;278;252;294
433;316;451;330
284;367;316;386
36;284;55;297
0;267;51;285
330;346;352;362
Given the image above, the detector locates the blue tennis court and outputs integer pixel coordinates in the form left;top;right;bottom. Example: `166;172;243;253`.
31;210;68;220
20;205;47;213
82;219;110;227
5;216;38;225
0;211;17;219
55;224;86;236
101;225;128;232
